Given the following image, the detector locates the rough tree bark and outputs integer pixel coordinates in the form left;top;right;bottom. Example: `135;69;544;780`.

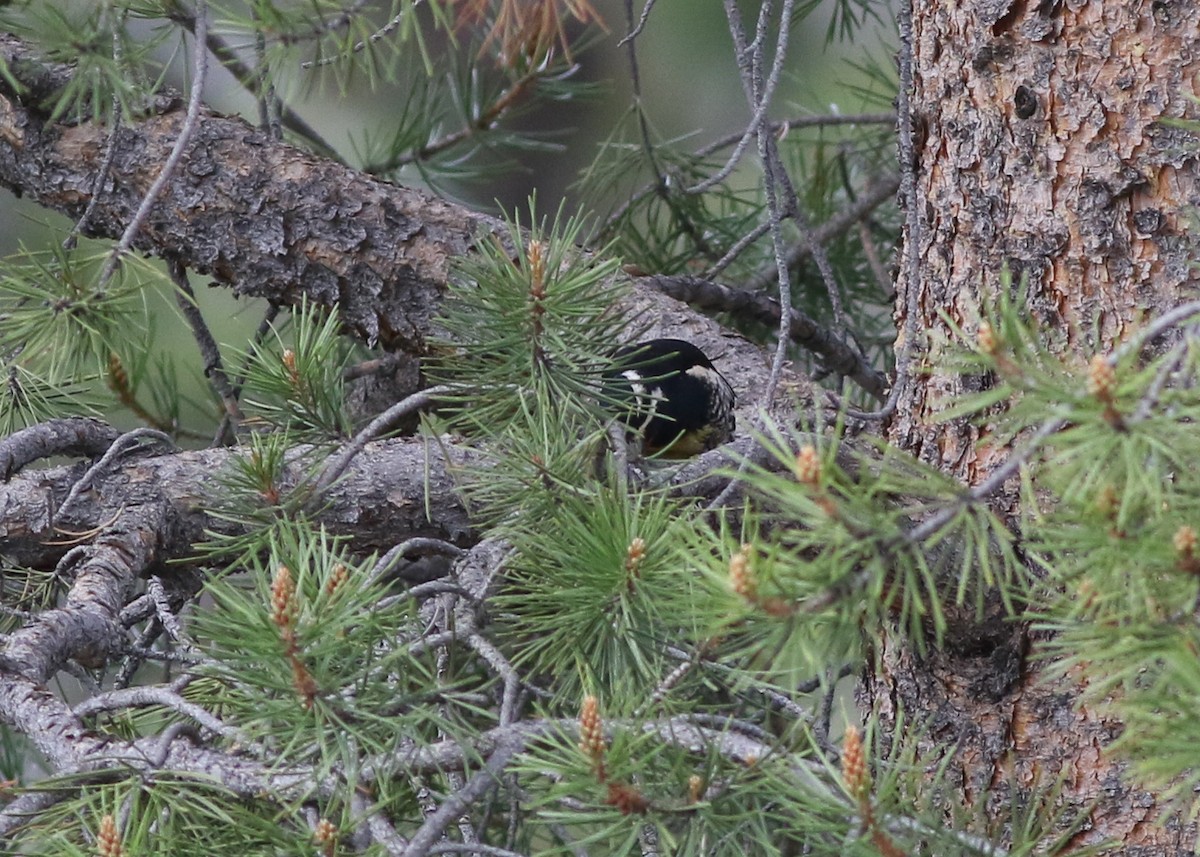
877;1;1200;851
0;34;491;352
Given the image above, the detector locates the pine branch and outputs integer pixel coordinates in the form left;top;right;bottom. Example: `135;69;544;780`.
0;417;120;479
0;28;818;381
0;510;161;682
646;274;888;400
0;30;498;351
72;685;243;740
0;426;484;572
365;70;543;173
400;736;526;857
94;0;210;292
0;670;331;836
167;259;242;425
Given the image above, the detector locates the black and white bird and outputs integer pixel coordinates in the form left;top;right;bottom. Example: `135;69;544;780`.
603;338;736;458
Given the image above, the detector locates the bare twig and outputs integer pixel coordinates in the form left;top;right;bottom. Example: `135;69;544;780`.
167;259;242;427
0;792;71;838
905;416;1064;546
373;537;466;581
376;581;472;613
857;218;895;299
428;843;530;857
847;0;918;423
314;385;452;494
1110;299;1200;364
601;112;895;236
96;0;210;292
302;4;421;69
250;10;282;141
1131;337;1190;423
685;0;795;195
813;667;838;751
704;219;771;279
65;8;128;249
73;686;242;740
56;428;175;520
64;105;122;250
146;575;188;644
739;175;899;288
704;112;895;157
706;0;801;512
212;302;280;446
642;649;705;712
168;2;337;157
369;71;542;172
617;0;660;45
0;418;121;480
792;416;1059;613
114;617;163;689
647;275;887;400
466;633;526;724
619;0;715;260
398;714;525;856
884;815;1008;857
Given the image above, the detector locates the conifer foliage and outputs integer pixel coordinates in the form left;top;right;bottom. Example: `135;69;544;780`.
0;1;1197;854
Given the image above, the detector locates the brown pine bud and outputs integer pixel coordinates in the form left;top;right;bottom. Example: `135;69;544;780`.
1095;484;1118;518
96;814;121;857
1086;354;1116;401
1174;525;1197;556
1175;525;1200;575
794;444;821;487
271;564;297;641
605;781;650;815
1076;578;1099;613
579;694;605;777
291;654;318;709
107;352;130;395
1087;355;1126;428
625;537;646;590
976;320;997;355
325;563;350;597
729;544;756;602
527;239;548;301
314;817;337;855
841;725;869;802
282;348;299;385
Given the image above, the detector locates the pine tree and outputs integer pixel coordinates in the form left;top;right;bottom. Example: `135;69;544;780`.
0;1;1197;854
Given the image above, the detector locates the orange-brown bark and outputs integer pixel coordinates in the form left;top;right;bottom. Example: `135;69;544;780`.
877;2;1200;851
891;1;1200;469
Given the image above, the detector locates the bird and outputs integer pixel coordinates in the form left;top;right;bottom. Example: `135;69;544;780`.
603;338;736;458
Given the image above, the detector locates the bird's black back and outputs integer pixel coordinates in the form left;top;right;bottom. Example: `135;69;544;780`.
603;339;736;458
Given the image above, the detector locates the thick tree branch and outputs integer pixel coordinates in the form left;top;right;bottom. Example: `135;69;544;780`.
0;32;499;351
0;669;325;836
0;508;160;682
0;432;486;571
0;418;121;480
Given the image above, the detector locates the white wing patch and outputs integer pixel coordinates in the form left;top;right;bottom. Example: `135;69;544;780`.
619;370;668;432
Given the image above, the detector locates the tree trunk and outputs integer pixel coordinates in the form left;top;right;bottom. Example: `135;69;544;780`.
874;1;1200;851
